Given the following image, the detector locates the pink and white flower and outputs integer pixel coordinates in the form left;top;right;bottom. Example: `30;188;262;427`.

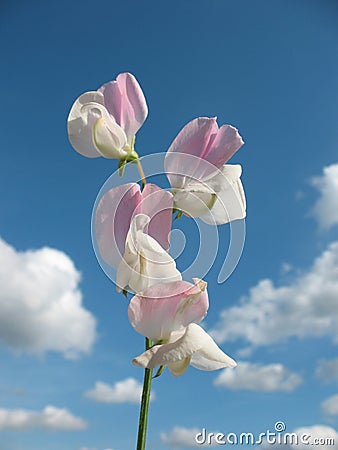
129;279;237;376
95;183;180;292
68;72;148;159
165;117;246;224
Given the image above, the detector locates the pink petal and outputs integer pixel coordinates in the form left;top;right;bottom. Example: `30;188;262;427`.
95;183;141;267
167;117;217;158
205;124;244;168
123;73;148;130
135;183;173;250
128;279;209;341
165;118;218;186
98;80;123;126
116;73;147;142
98;73;148;144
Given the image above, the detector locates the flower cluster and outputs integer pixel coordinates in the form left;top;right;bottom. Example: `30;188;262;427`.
68;72;245;377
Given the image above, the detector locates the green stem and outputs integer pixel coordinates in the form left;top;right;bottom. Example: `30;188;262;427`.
136;337;153;450
136;158;147;190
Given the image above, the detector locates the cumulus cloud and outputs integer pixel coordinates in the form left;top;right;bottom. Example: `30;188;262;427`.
321;394;338;416
210;241;338;347
316;358;338;383
84;378;154;404
0;238;96;358
311;163;338;229
214;361;302;392
0;405;87;430
161;426;213;448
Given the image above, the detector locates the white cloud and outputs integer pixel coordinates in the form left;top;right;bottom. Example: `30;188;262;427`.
322;394;338;416
263;425;338;449
281;262;293;274
0;238;96;359
210;241;338;347
311;163;338;229
214;361;302;392
0;405;87;430
293;426;338;450
161;426;216;448
316;358;338;383
84;378;154;404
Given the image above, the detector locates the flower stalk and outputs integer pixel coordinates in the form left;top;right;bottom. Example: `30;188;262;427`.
136;337;153;450
136;158;147;189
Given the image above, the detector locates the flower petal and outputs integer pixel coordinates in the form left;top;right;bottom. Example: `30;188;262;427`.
92;116;128;159
95;183;141;267
117;214;181;293
190;328;237;370
167;357;192;376
135;183;173;250
99;73;148;144
165;118;218;187
204;124;244;168
166;117;217;159
199;165;246;225
122;72;148;133
128;279;208;341
173;187;214;218
98;80;122;125
190;353;231;371
67;91;105;158
132;324;236;376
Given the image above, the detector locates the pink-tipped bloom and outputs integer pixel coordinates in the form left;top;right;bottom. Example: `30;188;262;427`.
68;72;148;159
95;183;181;293
129;279;237;376
164;117;246;224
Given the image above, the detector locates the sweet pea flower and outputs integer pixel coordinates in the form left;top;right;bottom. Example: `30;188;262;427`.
68;72;148;159
164;117;246;224
95;183;180;292
129;279;237;376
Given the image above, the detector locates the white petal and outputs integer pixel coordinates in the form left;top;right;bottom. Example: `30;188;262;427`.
82;102;128;159
132;323;236;375
92;118;128;159
172;165;245;222
190;353;232;371
173;188;215;218
67;91;105;158
167;357;191;377
191;328;237;370
116;214;181;293
116;250;138;293
133;323;237;376
199;165;246;225
190;351;237;371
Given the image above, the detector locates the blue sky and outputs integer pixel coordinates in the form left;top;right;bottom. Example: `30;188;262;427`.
1;1;338;449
